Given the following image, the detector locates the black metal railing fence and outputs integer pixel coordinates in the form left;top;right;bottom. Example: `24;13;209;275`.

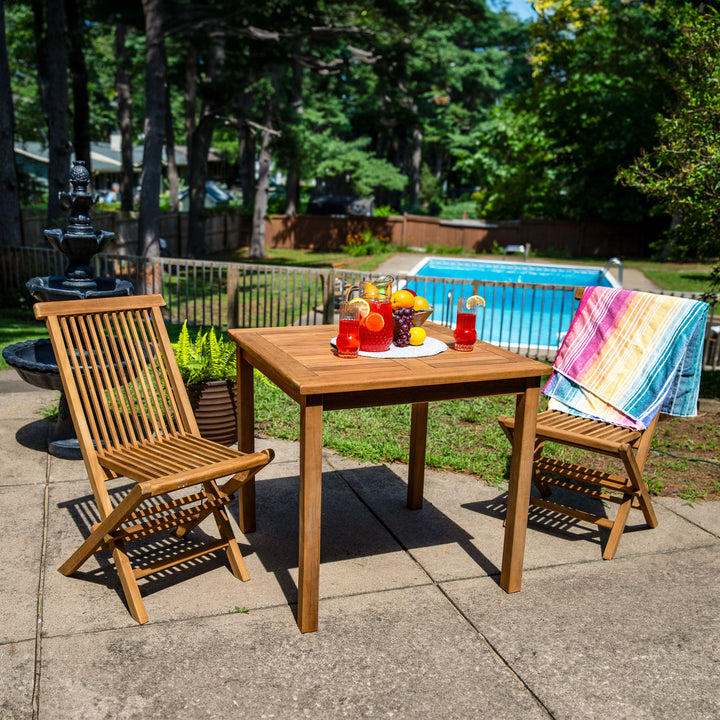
2;246;717;369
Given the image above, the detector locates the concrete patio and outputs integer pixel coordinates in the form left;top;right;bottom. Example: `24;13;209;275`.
2;368;719;719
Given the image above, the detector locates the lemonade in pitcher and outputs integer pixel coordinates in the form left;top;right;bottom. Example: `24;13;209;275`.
347;276;394;352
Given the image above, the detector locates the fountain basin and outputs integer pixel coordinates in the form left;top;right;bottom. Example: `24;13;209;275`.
27;276;133;302
2;339;62;391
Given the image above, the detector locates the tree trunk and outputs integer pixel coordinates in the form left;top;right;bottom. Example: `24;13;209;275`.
186;36;224;259
165;71;179;213
249;108;273;259
187;114;214;258
0;2;22;246
237;119;254;210
184;44;197;179
115;23;134;213
408;126;423;208
137;0;166;262
285;169;299;215
284;49;303;216
64;0;91;174
39;0;71;227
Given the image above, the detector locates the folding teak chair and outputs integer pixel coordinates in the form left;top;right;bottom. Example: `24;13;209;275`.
498;286;707;560
498;408;660;560
35;294;274;623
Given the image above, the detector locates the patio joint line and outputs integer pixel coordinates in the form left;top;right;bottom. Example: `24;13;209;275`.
331;463;556;717
655;501;720;539
32;444;51;720
432;582;558;719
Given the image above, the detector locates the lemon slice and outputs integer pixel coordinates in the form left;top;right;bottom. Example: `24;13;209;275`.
466;295;486;309
348;298;370;318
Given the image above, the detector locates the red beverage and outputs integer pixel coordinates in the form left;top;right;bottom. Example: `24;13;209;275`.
359;300;394;352
454;311;477;350
337;318;360;357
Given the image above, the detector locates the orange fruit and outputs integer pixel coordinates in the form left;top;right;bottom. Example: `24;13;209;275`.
413;295;430;311
363;312;385;332
391;289;416;310
408;327;426;345
348;298;370;318
364;283;385;299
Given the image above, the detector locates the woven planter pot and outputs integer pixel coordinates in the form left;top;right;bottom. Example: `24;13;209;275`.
186;380;237;446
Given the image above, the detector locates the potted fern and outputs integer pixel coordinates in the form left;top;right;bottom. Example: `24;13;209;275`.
173;321;238;445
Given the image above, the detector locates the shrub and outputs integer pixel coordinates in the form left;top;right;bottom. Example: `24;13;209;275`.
343;229;393;257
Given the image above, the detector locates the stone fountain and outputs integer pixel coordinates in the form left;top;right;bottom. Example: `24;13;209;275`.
2;161;133;458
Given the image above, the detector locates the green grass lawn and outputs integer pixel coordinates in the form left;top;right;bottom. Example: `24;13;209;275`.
209;246;386;273
624;260;715;293
209;248;718;294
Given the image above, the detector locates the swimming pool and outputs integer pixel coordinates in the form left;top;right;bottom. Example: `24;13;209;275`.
403;257;619;352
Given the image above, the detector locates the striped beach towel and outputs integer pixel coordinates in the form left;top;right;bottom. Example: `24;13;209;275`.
544;287;709;430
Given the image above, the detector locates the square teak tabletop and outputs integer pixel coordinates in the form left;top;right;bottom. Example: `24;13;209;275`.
228;322;548;633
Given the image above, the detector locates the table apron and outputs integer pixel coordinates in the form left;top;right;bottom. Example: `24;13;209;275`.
318;377;540;412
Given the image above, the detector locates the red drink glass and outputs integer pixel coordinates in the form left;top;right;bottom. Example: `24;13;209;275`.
336;301;361;358
454;298;477;351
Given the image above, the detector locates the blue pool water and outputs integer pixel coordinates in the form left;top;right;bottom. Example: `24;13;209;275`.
404;257;618;350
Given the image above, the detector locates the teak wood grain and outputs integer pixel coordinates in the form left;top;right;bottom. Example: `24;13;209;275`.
229;322;548;633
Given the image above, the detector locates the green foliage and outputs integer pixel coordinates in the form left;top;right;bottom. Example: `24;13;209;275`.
315;137;407;197
374;205;399;217
418;163;442;207
343;229;393;257
619;7;720;266
172;321;236;385
464;0;678;221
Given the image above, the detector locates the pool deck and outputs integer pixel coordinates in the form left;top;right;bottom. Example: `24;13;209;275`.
375;253;661;291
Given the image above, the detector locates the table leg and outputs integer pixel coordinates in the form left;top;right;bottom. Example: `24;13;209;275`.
297;397;324;633
407;402;429;509
236;348;256;534
500;381;540;593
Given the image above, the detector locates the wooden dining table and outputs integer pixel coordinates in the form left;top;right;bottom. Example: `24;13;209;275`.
228;322;549;633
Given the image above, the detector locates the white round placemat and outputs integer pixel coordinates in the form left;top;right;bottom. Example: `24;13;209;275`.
331;336;448;358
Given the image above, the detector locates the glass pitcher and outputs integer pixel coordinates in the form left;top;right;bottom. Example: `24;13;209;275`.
346;275;394;352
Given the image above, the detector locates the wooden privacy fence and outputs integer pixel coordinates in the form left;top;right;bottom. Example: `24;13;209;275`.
20;209;664;259
2;245;718;369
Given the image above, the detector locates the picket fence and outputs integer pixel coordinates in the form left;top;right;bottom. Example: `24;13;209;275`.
1;245;718;369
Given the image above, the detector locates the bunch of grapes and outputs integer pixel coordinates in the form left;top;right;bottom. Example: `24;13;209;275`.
393;308;414;347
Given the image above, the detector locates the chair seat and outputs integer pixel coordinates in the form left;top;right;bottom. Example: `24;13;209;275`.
98;433;263;486
532;410;643;454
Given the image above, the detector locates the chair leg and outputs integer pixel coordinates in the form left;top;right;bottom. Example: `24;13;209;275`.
108;538;149;624
58;484;149;576
619;444;658;528
212;505;250;582
602;494;634;560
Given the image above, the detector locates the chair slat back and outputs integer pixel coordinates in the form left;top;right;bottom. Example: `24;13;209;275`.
35;295;199;456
